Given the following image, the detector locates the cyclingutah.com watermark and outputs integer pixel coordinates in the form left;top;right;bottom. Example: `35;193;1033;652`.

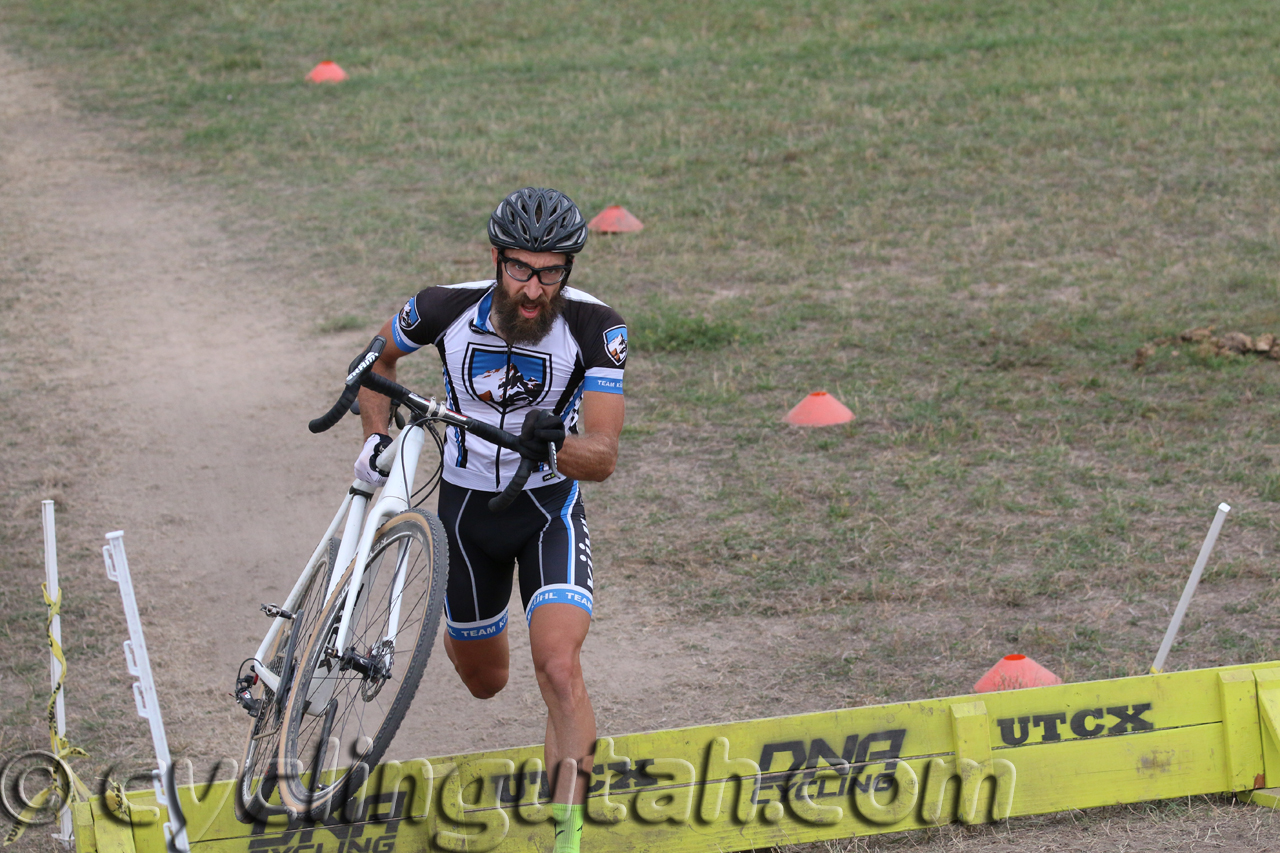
1;750;76;828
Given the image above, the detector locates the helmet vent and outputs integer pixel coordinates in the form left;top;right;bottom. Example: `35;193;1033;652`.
487;187;588;256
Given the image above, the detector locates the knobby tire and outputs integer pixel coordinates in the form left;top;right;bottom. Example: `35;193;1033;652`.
234;538;337;823
276;510;447;820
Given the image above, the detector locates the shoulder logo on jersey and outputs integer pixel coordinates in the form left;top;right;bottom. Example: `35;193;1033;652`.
398;298;421;330
464;344;551;409
603;325;628;365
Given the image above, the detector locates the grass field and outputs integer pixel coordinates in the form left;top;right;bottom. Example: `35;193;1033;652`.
1;0;1278;843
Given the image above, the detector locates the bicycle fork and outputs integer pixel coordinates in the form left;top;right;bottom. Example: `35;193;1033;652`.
302;425;428;715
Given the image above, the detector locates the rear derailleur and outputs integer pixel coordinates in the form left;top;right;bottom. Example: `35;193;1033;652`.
233;672;261;718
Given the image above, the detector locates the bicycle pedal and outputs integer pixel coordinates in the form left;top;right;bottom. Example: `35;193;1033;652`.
260;603;296;620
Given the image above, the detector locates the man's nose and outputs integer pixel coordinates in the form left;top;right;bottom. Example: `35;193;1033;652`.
521;280;545;300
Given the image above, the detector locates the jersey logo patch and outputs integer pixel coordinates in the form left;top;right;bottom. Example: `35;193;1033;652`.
465;345;551;409
603;325;628;365
398;298;421;330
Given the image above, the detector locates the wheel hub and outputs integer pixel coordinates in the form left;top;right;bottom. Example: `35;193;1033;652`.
339;640;393;699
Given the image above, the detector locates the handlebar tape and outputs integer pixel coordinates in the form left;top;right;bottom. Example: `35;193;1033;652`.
458;418;522;453
359;370;413;406
309;335;388;434
308;383;360;434
488;457;534;512
369;371;527;453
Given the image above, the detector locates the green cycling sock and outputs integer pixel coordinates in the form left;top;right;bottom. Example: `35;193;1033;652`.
552;803;584;853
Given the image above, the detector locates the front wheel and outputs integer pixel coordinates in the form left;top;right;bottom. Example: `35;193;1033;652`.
277;510;447;820
234;538;337;823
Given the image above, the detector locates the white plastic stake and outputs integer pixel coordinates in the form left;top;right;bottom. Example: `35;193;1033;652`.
42;500;72;847
102;532;190;853
1150;502;1231;674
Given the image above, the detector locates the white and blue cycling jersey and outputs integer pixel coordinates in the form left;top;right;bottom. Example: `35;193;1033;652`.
392;280;627;493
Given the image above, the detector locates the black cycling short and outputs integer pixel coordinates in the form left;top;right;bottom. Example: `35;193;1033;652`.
437;477;593;641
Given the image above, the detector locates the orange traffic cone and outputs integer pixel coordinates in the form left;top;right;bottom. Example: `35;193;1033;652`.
973;654;1062;693
306;61;348;83
784;391;854;426
588;205;644;233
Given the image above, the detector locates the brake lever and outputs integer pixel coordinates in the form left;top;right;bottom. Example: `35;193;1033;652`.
347;336;386;382
547;443;559;478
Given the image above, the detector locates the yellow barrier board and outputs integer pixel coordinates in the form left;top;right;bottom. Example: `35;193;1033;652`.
74;661;1280;853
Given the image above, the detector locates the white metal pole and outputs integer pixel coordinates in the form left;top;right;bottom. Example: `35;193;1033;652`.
1150;502;1231;674
103;532;190;853
42;500;73;846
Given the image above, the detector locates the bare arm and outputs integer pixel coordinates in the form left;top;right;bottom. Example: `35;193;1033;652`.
358;317;412;439
554;391;624;483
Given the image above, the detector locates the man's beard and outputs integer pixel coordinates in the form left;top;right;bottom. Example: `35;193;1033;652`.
492;281;566;345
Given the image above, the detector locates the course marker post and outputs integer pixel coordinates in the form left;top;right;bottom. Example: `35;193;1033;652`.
4;502;89;849
1151;502;1230;674
102;532;189;853
43;501;73;847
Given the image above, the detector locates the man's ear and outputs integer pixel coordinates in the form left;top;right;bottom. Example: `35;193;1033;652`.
491;247;500;264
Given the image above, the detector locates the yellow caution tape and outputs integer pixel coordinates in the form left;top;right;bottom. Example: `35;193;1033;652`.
4;787;54;846
104;782;132;822
2;585;89;846
41;583;91;796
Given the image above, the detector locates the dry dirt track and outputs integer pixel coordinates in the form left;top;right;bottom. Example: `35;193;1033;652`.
1;42;1277;853
0;41;717;773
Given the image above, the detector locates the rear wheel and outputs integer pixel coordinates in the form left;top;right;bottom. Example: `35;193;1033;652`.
234;538;337;823
277;510;447;820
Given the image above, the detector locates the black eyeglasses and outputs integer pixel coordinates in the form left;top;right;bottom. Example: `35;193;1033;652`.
499;253;572;286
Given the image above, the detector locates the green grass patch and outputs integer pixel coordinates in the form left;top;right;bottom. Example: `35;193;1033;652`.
2;0;1278;700
631;298;755;352
316;314;367;334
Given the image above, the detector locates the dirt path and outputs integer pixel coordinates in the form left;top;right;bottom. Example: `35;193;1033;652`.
0;41;723;774
0;42;1275;853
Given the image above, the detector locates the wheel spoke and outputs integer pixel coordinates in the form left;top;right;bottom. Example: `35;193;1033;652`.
277;512;446;819
236;539;336;822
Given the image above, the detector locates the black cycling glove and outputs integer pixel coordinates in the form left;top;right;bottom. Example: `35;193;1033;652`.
517;409;566;462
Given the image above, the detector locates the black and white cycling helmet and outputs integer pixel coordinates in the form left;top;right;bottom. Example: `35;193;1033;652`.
488;187;588;256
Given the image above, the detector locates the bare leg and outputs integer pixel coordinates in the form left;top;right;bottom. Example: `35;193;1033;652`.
528;603;594;805
443;629;510;700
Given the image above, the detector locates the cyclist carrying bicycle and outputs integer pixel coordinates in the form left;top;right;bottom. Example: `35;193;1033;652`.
354;187;625;853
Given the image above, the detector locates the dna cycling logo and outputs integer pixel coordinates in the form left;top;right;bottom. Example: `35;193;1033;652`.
464;345;550;409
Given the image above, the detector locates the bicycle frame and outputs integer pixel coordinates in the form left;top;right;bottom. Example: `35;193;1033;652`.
249;422;426;694
331;423;427;654
238;338;539;819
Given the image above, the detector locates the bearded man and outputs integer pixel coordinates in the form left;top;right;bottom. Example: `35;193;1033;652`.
354;187;626;853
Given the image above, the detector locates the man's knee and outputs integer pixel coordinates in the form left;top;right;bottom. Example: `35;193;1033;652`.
457;661;509;699
528;602;591;704
534;653;582;703
445;632;511;699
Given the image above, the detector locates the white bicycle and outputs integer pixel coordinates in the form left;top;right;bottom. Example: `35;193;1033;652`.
232;336;542;822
